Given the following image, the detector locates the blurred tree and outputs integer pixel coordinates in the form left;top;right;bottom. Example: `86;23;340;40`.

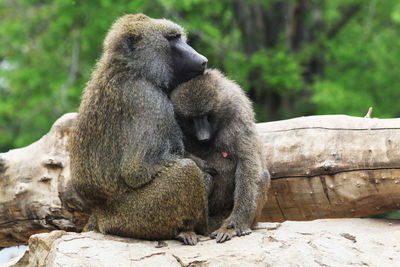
1;0;400;152
313;0;400;118
0;0;162;150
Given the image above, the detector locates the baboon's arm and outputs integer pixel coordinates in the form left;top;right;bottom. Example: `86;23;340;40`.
231;153;262;228
119;80;183;189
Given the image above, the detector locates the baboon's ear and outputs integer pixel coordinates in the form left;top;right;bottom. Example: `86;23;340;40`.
123;34;141;56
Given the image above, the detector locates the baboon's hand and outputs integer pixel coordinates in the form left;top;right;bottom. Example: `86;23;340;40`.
184;153;217;176
177;231;200;246
185;153;206;168
210;219;252;243
201;159;218;176
198;161;218;177
210;227;236;243
226;221;252;237
204;166;218;176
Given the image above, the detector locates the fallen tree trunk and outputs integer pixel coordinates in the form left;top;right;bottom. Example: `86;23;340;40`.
1;113;400;247
258;115;400;222
0;113;89;248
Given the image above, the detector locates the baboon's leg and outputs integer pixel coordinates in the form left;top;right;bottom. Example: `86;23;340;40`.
95;158;210;243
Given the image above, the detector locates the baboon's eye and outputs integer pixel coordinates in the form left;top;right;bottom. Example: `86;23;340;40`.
166;34;181;41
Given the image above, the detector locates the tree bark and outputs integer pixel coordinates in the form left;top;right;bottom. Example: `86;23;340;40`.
0;113;89;249
1;113;400;248
258;115;400;222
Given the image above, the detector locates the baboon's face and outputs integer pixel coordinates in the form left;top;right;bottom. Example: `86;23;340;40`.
171;71;222;143
191;114;216;142
174;112;217;144
104;14;207;90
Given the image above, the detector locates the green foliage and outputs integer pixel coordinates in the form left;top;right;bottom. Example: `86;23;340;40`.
313;0;400;118
249;48;304;97
0;0;163;151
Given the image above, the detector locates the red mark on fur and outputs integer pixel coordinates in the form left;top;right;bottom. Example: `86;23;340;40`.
222;152;228;158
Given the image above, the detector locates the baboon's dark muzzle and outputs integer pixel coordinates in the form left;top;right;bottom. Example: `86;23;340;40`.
193;115;212;142
174;39;207;73
171;39;208;85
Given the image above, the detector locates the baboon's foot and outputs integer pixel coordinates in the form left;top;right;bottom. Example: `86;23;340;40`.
176;231;200;245
83;214;99;232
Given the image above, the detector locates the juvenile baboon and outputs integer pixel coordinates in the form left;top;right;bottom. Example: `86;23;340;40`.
171;69;270;243
68;14;211;245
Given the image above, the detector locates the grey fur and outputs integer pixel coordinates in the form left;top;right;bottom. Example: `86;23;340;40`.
171;69;270;243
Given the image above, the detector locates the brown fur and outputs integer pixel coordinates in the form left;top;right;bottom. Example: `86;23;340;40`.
68;14;211;245
171;69;270;242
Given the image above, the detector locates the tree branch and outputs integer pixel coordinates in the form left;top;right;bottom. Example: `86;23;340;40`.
327;4;362;39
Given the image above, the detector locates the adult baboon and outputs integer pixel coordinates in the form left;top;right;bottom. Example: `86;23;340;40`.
68;14;211;245
171;69;270;243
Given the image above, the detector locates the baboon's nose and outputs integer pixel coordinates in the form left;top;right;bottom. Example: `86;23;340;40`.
200;58;208;71
197;133;211;142
192;53;207;73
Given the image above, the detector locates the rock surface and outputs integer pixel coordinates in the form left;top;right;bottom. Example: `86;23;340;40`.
5;218;400;267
